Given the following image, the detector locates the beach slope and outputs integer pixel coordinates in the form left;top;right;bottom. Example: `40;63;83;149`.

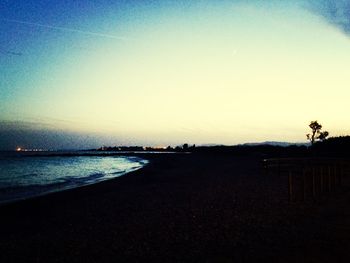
1;153;350;262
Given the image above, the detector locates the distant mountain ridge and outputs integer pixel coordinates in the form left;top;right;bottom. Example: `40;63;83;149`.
199;141;309;148
239;141;308;147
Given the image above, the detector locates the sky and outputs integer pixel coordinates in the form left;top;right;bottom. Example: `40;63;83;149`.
1;0;350;150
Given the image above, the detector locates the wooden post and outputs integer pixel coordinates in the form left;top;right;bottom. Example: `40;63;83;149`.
320;166;324;193
302;168;306;201
312;167;316;198
334;165;338;188
288;170;293;203
340;164;343;187
328;166;332;192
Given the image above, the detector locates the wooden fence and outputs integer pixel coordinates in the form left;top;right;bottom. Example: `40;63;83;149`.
263;158;350;202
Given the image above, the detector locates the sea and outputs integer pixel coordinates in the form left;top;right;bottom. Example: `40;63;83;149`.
0;151;148;204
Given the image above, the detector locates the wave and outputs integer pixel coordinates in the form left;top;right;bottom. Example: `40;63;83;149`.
0;155;148;204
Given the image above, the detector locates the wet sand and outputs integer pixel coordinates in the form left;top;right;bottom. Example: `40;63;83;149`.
1;153;350;262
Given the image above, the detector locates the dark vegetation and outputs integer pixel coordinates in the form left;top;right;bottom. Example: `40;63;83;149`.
311;136;350;157
92;121;348;160
95;136;350;159
192;137;350;158
93;121;344;159
306;120;329;145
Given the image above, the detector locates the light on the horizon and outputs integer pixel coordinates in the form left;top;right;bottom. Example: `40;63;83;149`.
1;1;350;148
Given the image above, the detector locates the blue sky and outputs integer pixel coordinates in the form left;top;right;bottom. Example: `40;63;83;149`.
1;0;350;149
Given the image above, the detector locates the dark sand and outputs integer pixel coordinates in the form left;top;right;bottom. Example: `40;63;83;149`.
1;153;350;262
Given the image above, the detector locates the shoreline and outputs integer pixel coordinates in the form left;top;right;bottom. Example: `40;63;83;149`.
1;153;350;262
0;163;148;207
0;154;151;206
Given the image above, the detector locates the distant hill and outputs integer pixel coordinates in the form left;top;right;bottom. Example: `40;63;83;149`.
199;141;308;147
240;141;308;147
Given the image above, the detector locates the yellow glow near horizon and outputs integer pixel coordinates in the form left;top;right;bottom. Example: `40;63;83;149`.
5;2;350;145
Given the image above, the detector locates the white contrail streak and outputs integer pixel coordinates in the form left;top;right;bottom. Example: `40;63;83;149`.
2;18;129;41
0;49;23;56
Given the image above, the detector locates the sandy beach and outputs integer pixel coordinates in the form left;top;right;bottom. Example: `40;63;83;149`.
1;153;350;262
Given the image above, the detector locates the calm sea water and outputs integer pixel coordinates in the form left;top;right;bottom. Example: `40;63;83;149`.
0;152;148;204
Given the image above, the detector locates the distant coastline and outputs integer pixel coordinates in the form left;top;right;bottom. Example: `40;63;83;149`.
0;153;148;205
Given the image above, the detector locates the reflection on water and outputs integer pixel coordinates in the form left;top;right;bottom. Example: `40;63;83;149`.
0;155;148;204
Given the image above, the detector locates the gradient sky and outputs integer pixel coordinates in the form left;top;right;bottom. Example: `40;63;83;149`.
1;0;350;149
